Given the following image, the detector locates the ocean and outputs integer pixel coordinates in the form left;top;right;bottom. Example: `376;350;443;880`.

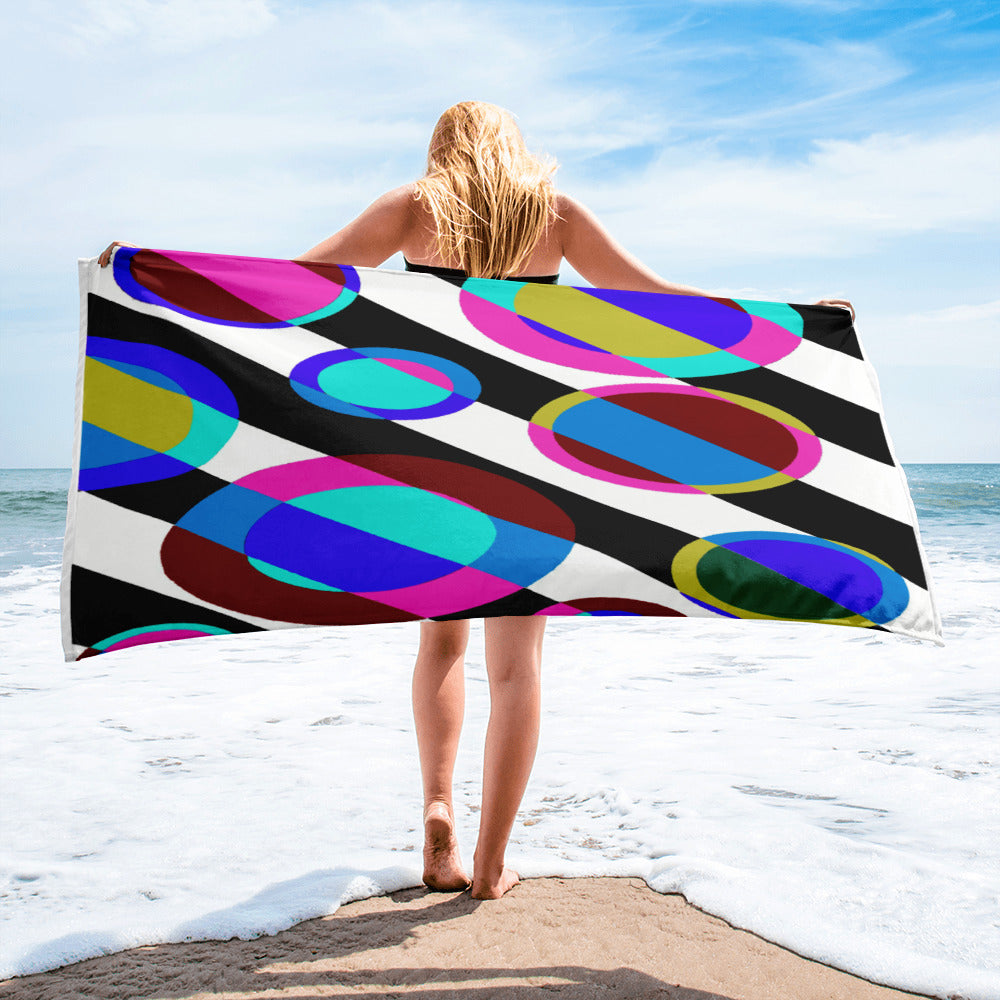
1;464;998;998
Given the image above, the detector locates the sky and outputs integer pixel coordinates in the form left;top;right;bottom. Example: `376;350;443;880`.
1;0;997;465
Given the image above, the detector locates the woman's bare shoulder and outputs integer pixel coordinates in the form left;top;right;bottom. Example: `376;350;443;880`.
390;181;420;199
352;183;423;238
551;190;600;240
551;190;606;250
553;190;590;219
369;182;420;212
296;183;420;266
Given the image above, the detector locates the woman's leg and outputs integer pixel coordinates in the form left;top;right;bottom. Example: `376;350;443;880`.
472;615;546;899
412;618;471;890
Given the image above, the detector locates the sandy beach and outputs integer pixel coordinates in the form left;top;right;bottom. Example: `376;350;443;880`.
0;876;931;999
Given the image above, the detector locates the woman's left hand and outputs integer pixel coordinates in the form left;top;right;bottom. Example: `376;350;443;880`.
814;298;855;322
98;241;138;267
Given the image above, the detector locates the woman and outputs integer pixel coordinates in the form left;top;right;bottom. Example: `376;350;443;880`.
99;101;852;901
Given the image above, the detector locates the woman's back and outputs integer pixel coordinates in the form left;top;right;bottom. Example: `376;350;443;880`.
296;180;705;297
400;182;563;280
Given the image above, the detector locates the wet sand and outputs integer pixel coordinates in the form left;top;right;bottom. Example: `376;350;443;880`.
0;876;932;999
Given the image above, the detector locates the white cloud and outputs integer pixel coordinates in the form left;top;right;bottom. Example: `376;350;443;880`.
569;129;1000;266
699;37;914;130
60;0;276;53
1;0;674;265
682;0;864;7
774;38;909;95
863;300;1000;368
905;300;1000;324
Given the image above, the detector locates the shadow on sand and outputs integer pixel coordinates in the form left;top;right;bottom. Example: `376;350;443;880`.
0;879;741;999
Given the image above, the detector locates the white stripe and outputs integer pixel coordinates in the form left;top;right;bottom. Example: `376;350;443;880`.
799;439;915;523
889;587;941;643
769;335;880;410
73;493;309;631
200;421;326;483
852;319;944;643
528;543;705;615
389;403;905;546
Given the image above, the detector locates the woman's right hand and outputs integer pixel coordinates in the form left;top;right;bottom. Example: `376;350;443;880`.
98;241;138;267
814;297;855;322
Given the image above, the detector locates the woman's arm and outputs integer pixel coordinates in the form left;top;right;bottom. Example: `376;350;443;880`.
294;184;416;267
557;194;706;296
558;193;854;319
97;185;413;271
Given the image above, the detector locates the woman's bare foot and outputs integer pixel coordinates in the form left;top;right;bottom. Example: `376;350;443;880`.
422;802;471;891
470;865;520;899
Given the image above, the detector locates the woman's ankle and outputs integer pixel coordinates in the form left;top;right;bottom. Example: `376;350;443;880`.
423;799;454;823
470;863;520;899
472;849;505;880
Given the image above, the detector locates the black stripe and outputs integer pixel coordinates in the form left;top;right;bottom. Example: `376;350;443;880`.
690;366;894;465
794;303;864;359
429;589;556;619
719;478;928;588
89;468;228;523
303;295;579;420
70;566;261;649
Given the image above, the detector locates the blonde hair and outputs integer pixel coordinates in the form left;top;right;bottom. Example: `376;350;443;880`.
414;101;557;279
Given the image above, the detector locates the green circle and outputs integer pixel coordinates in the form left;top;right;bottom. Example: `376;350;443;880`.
697;546;852;620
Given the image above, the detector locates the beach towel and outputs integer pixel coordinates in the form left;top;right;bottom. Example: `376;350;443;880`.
61;249;942;659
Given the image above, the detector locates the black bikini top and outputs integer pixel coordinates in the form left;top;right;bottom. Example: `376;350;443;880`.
403;257;558;284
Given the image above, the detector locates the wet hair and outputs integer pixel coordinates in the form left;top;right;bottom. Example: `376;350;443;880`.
414;101;557;279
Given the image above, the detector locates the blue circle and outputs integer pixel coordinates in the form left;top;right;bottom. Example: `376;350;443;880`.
289;347;480;419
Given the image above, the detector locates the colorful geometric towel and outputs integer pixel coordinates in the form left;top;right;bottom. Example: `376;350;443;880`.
61;249;942;659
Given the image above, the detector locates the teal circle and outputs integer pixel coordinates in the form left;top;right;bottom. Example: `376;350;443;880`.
316;358;451;410
288;485;497;569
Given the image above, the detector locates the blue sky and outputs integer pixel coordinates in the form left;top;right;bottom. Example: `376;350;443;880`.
2;0;997;464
